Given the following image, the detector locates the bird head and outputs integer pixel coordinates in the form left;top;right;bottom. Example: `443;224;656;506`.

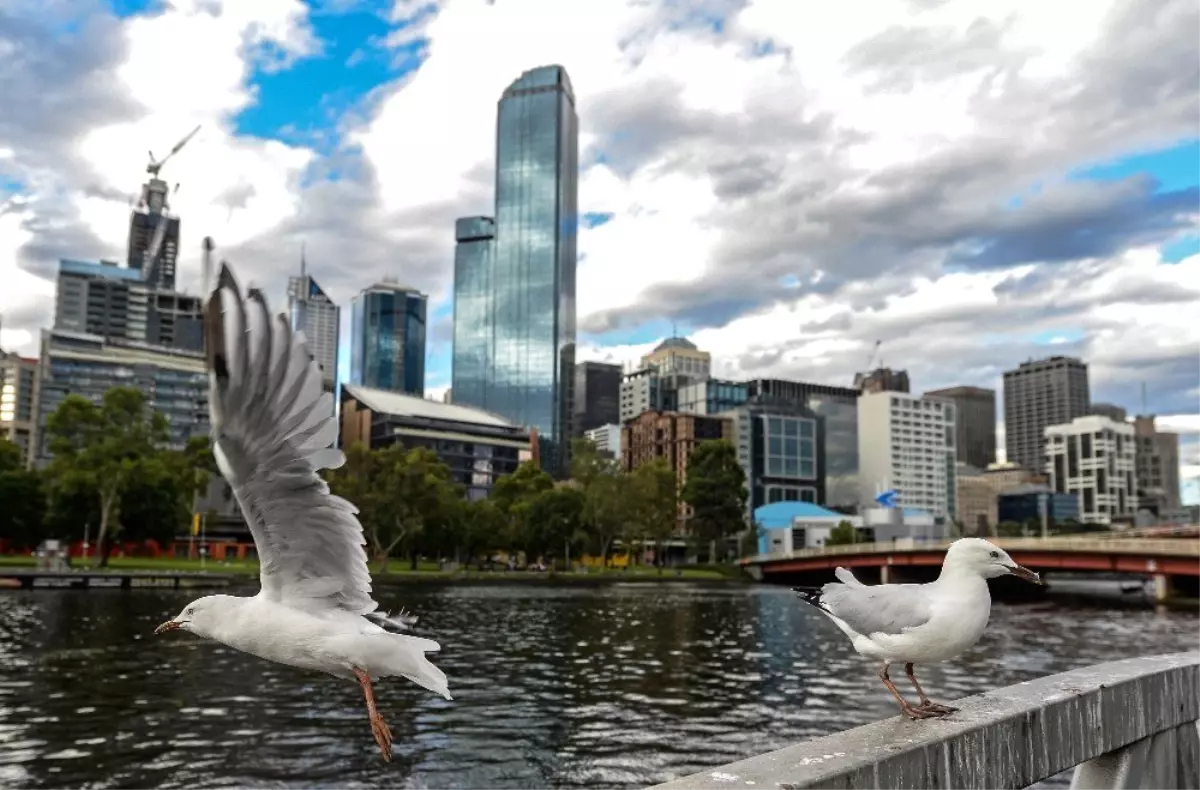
155;595;227;638
945;538;1042;584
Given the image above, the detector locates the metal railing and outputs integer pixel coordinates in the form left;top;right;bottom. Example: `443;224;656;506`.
742;536;1200;566
648;651;1200;790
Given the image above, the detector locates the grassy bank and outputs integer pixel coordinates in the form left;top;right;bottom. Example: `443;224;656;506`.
0;555;747;583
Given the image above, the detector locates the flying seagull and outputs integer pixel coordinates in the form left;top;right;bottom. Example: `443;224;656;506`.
794;538;1041;719
155;264;451;762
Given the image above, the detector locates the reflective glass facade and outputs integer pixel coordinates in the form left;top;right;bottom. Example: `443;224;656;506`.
456;65;578;473
350;284;427;395
452;216;495;410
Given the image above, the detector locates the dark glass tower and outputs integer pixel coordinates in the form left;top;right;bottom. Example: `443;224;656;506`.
451;216;495;410
350;283;427;395
453;65;578;474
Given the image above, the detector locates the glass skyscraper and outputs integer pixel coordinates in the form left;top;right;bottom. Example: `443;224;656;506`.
350;282;428;396
452;216;495;410
451;64;579;474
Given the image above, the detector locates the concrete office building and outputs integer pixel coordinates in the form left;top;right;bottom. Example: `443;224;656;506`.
573;361;622;435
1003;356;1090;476
1044;415;1136;525
583;423;621;459
923;385;996;470
857;390;958;518
1091;403;1128;423
1132;415;1181;516
619;367;678;423
0;350;38;464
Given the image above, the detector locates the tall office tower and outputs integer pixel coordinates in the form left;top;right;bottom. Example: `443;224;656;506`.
480;64;579;474
1045;415;1136;524
1132;415;1181;516
350;281;428;396
287;252;340;395
573;360;621;435
451;216;495;411
54;258;203;351
127;173;181;290
1003;356;1090;475
923;385;997;470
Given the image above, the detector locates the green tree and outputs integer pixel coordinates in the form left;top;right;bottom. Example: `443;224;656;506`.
373;444;457;571
120;453;191;545
43;388;169;566
826;519;858;546
571;438;627;564
491;460;555;558
680;439;747;561
0;439;45;549
629;458;678;573
524;485;586;568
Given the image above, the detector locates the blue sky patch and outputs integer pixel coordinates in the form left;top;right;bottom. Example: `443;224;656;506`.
232;8;425;150
108;0;161;17
582;317;679;348
1026;328;1085;345
1160;234;1199;264
1070;138;1200;193
581;212;614;229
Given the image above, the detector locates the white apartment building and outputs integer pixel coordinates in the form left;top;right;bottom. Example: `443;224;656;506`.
857;391;957;518
584;423;621;459
1044;415;1136;525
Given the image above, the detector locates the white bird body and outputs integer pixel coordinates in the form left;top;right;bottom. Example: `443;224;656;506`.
156;264;450;759
795;538;1042;719
822;570;992;664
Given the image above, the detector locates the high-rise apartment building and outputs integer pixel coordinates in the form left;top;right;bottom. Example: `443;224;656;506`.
54;259;203;351
451;216;495;411
1003;356;1090;475
923;385;996;470
451;65;578;474
1132;415;1181;515
0;350;38;464
1044;415;1136;524
287;264;340;396
857;390;958;517
349;282;427;396
573;360;621;435
33;330;209;463
619;367;678;423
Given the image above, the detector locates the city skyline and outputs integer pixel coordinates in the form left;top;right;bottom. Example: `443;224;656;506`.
0;1;1196;497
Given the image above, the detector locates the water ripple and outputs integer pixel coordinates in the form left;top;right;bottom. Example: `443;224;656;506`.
0;585;1194;788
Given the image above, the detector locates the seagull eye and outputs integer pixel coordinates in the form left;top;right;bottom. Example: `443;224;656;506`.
988;551;1000;559
186;607;195;616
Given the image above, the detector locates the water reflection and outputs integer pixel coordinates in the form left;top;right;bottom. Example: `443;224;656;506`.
0;584;1195;789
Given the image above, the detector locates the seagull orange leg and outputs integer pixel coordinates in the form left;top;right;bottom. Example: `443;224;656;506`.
879;663;938;720
904;663;957;715
353;666;393;762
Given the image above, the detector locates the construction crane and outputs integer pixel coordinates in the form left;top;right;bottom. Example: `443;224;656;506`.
146;125;201;178
864;339;882;370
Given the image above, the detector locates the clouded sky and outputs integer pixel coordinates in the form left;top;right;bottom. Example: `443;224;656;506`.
1;0;1197;500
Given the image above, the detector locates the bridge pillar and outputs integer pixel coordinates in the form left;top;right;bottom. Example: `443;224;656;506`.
1153;574;1171;603
880;565;890;585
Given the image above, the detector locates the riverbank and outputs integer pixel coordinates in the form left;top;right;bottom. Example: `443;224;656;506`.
0;555;750;585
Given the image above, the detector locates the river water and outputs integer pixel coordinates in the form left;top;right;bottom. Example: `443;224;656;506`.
0;582;1195;789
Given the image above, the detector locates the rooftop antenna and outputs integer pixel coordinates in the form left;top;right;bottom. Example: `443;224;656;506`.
201;237;214;301
1141;380;1148;416
672;319;678;338
300;241;307;278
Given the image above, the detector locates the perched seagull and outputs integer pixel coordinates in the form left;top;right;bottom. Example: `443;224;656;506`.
155;264;451;762
794;538;1041;719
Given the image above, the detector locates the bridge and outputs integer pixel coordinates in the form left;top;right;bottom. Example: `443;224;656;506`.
741;536;1200;601
650;651;1199;790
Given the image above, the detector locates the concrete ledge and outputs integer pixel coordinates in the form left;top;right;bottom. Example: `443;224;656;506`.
648;652;1200;790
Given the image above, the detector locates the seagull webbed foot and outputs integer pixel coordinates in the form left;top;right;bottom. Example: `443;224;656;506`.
900;700;943;720
916;700;959;715
369;709;394;762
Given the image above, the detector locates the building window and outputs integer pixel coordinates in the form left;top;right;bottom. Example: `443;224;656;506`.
763;415;816;479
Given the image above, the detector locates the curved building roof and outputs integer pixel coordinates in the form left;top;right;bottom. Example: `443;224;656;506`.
754;501;844;527
653;336;698;352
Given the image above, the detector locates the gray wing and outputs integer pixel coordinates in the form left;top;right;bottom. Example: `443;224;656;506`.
204;264;407;625
817;581;933;637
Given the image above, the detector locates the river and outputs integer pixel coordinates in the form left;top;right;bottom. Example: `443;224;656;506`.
0;582;1195;789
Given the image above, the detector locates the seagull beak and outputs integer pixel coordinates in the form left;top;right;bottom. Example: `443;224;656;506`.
1008;564;1043;585
154;620;182;635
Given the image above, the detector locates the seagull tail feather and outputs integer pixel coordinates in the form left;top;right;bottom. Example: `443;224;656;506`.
372;633;453;701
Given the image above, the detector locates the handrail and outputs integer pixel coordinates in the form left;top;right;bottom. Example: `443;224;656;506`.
647;651;1200;790
741;536;1200;565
